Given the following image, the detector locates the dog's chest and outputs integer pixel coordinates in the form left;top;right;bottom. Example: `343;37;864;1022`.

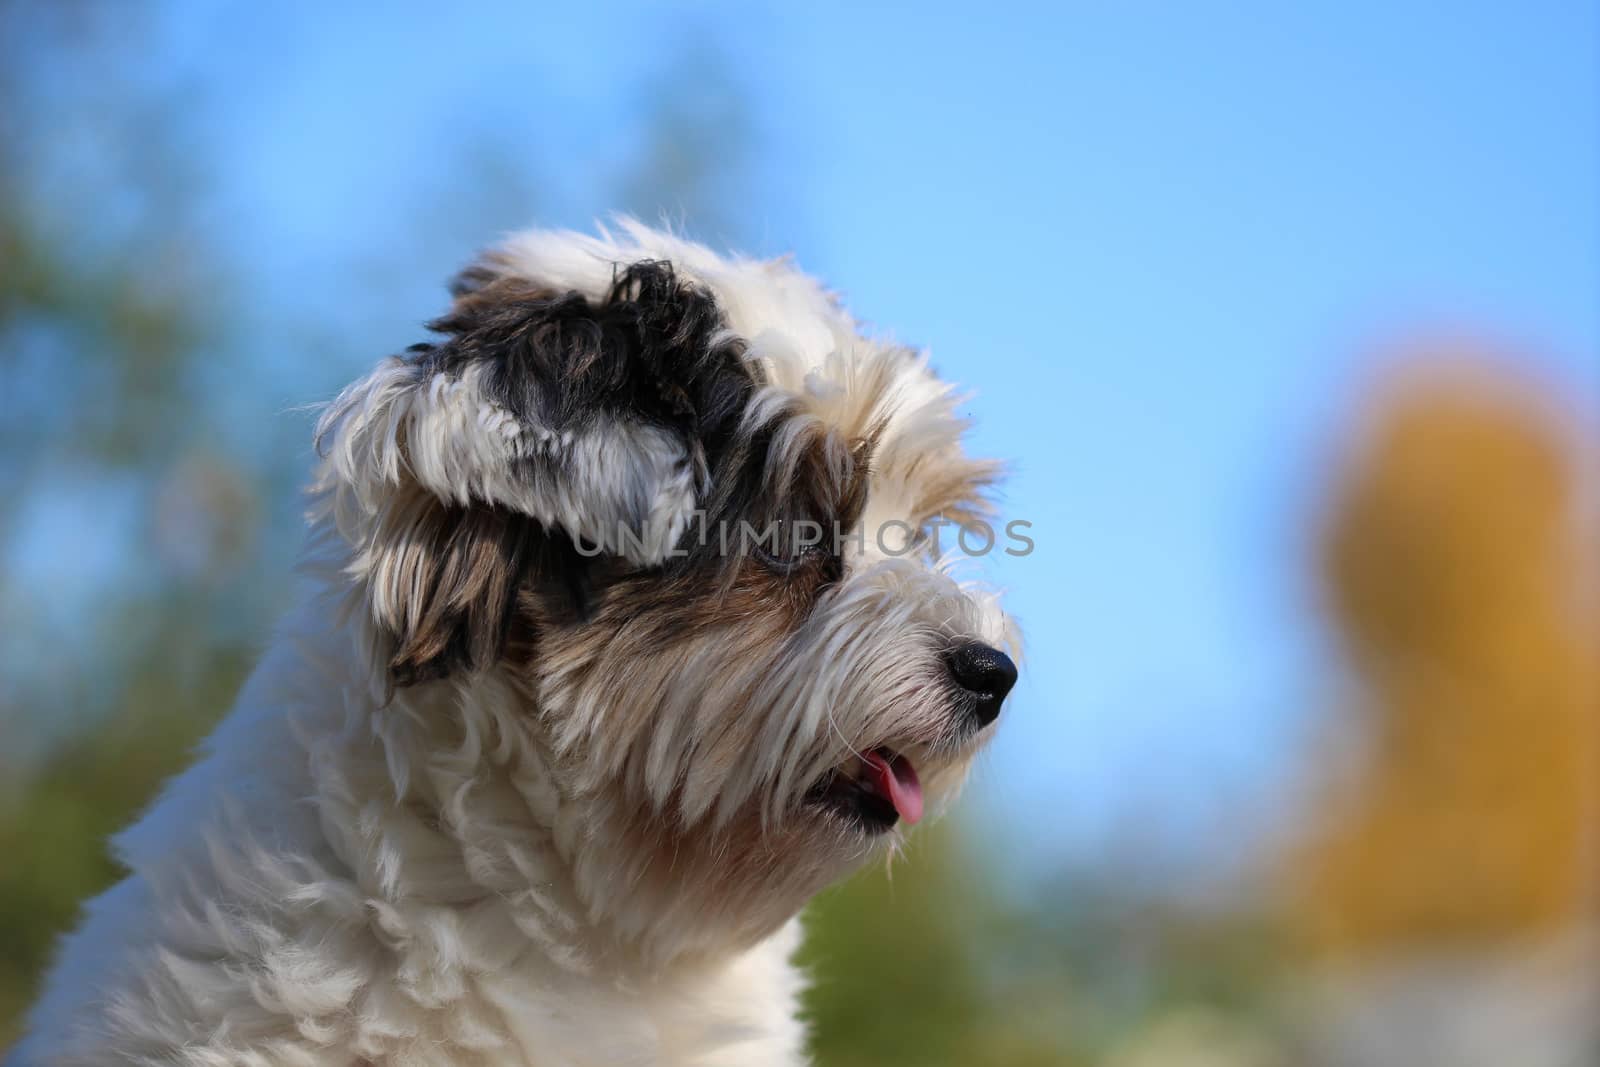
436;927;809;1067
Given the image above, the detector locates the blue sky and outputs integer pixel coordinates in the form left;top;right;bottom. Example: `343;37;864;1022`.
28;2;1599;874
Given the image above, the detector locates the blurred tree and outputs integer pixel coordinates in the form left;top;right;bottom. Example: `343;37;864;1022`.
0;0;268;1039
1291;355;1599;955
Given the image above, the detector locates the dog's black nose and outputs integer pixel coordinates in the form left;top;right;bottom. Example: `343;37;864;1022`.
944;642;1017;727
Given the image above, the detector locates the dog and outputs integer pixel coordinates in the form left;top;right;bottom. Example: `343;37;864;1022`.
11;220;1018;1067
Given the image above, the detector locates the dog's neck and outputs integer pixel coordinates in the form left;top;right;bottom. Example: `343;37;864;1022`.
290;576;801;983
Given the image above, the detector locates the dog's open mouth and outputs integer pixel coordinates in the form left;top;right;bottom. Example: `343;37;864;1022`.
807;747;923;832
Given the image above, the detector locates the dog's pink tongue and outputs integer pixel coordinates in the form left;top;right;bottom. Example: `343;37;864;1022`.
863;750;923;825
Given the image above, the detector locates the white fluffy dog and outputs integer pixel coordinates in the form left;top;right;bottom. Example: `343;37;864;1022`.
11;222;1018;1066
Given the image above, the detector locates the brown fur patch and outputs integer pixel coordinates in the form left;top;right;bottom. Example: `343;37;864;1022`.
368;490;544;686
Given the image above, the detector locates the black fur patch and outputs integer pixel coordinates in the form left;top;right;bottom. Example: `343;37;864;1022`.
415;260;758;467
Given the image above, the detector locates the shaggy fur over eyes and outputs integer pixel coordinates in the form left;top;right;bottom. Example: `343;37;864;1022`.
10;219;1018;1067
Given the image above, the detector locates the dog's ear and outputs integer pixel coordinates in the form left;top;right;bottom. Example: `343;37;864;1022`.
361;489;542;686
316;257;754;684
320;258;752;563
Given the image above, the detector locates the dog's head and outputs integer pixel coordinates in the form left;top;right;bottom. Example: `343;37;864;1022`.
314;221;1018;961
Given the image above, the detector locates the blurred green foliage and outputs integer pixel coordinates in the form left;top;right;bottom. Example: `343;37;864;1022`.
803;828;1296;1066
0;656;245;1036
1;9;263;1037
803;832;1072;1066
